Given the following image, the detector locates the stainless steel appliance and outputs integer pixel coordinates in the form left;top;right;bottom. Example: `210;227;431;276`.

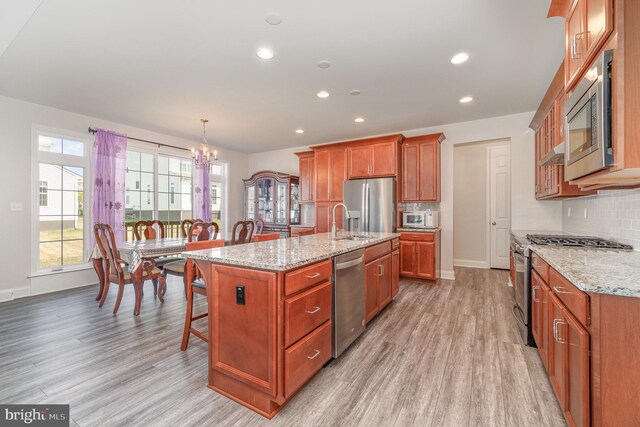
342;178;395;233
332;249;366;358
402;210;439;229
510;232;632;347
564;49;614;181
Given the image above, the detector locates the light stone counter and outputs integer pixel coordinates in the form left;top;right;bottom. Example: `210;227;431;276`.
510;230;566;249
397;227;440;232
183;231;399;272
531;246;640;298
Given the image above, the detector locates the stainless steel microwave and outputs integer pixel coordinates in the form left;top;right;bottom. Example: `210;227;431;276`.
402;210;439;228
564;49;614;181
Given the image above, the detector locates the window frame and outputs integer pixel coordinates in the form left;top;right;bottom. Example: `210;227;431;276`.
31;125;92;274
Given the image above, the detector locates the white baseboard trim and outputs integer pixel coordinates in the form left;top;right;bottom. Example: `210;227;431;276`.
453;259;490;269
0;286;31;303
440;270;456;281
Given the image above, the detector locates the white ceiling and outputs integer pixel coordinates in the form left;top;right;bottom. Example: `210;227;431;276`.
0;0;564;153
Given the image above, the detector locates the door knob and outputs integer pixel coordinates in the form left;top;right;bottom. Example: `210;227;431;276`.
491;221;497;225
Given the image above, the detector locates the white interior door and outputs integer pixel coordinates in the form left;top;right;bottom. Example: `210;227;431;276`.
488;146;511;269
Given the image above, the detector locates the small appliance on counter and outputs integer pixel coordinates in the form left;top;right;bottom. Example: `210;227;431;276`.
402;210;439;229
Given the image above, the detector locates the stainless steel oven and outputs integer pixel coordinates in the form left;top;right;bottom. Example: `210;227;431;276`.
564;49;614;181
510;239;534;346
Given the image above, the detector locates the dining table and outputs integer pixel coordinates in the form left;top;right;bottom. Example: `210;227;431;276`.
92;237;233;315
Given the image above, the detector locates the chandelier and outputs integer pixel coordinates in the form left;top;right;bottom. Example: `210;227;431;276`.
192;118;218;168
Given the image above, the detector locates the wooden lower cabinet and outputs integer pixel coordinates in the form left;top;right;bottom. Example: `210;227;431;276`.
391;249;399;297
365;253;392;323
399;231;439;280
563;305;590;427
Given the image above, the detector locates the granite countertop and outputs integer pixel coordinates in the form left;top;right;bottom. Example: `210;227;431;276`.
531;246;640;298
183;231;399;272
397;227;440;232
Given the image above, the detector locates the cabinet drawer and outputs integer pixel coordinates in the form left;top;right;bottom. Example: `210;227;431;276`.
365;241;391;262
284;281;332;347
549;268;589;326
391;238;399;251
285;260;332;296
399;232;435;242
284;320;332;397
531;252;549;283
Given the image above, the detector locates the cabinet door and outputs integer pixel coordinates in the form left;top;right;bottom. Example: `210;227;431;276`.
540;280;551;372
315;202;343;234
245;185;256;219
416;241;435;279
586;0;613;59
365;261;379;322
531;271;545;366
275;182;288;225
257;178;275;223
299;156;314;203
418;141;439;201
548;293;566;407
402;143;419;201
348;146;371;179
391;249;400;297
315;150;331;202
399;241;416;276
378;255;392;308
330;149;346;201
371;142;396;176
564;309;590;427
566;0;585;87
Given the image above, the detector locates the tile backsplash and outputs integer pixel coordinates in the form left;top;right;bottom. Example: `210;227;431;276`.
562;188;640;249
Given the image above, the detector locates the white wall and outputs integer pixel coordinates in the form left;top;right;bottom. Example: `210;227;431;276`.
0;95;248;299
247;111;564;280
563;188;640;249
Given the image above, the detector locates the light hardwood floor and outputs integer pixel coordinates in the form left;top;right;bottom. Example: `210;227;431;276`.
0;267;565;426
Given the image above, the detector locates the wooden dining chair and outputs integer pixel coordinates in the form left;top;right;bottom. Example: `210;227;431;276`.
180;219;196;238
254;218;265;235
133;220;165;240
162;221;220;297
94;223;166;315
181;239;225;350
231;220;254;245
253;232;280;242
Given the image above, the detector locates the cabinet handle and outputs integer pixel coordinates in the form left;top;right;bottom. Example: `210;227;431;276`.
306;272;321;279
532;286;540;303
306;349;321;360
552;286;571;295
306;306;320;314
378;264;385;276
553;318;566;344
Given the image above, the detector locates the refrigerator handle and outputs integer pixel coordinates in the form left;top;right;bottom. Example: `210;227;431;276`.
365;183;370;232
361;182;367;233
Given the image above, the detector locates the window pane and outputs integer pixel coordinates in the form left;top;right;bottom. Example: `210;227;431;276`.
41;190;62;216
181;177;192;195
169;158;181;176
126;151;141;171
62;216;83;240
40;242;61;268
181;160;192;177
63;240;84;265
158;192;169;211
126;191;141;211
141;172;154;191
40;163;62;190
62;166;83;190
210;164;222;176
141;152;154;172
169;175;180;191
158;174;169;192
170;193;182;210
126;171;141;191
39;219;62;242
39;136;62;153
158;156;169;174
62;139;84;156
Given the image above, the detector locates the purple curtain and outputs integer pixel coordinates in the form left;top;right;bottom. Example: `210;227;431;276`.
193;150;212;222
92;129;127;245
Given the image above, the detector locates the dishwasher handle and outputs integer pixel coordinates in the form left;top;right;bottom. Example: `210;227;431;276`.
335;256;365;270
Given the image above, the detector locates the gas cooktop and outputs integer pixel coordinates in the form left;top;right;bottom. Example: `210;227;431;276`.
526;234;633;250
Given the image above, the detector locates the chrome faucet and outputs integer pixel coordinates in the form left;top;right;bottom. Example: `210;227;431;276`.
331;203;351;238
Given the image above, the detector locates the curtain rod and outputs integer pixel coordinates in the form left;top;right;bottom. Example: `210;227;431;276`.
88;127;191;152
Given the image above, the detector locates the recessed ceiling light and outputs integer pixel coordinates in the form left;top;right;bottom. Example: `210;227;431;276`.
354;117;365;123
350;90;361;96
295;129;304;134
256;48;275;60
265;14;282;25
459;96;473;103
450;52;469;65
317;90;330;98
317;60;331;69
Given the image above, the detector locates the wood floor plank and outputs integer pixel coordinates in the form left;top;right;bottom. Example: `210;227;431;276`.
0;267;566;426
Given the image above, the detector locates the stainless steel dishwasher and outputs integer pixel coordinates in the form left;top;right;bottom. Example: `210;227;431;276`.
332;248;366;358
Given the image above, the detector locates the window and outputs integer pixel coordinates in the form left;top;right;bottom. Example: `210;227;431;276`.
35;132;89;272
39;181;48;207
158;155;192;224
210;162;227;234
125;150;155;224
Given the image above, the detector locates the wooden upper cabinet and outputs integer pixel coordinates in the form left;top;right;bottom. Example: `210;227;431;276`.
401;133;444;202
566;0;586;87
586;0;612;55
346;135;402;179
295;151;314;203
313;148;345;202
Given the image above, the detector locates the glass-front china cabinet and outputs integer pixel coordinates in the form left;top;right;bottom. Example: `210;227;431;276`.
243;171;300;236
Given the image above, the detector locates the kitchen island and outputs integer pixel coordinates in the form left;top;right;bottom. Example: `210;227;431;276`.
183;231;400;418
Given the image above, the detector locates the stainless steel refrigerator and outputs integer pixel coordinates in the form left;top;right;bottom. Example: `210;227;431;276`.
342;178;396;233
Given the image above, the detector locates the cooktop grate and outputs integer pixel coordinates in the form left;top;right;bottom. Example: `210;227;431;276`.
526;234;633;250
